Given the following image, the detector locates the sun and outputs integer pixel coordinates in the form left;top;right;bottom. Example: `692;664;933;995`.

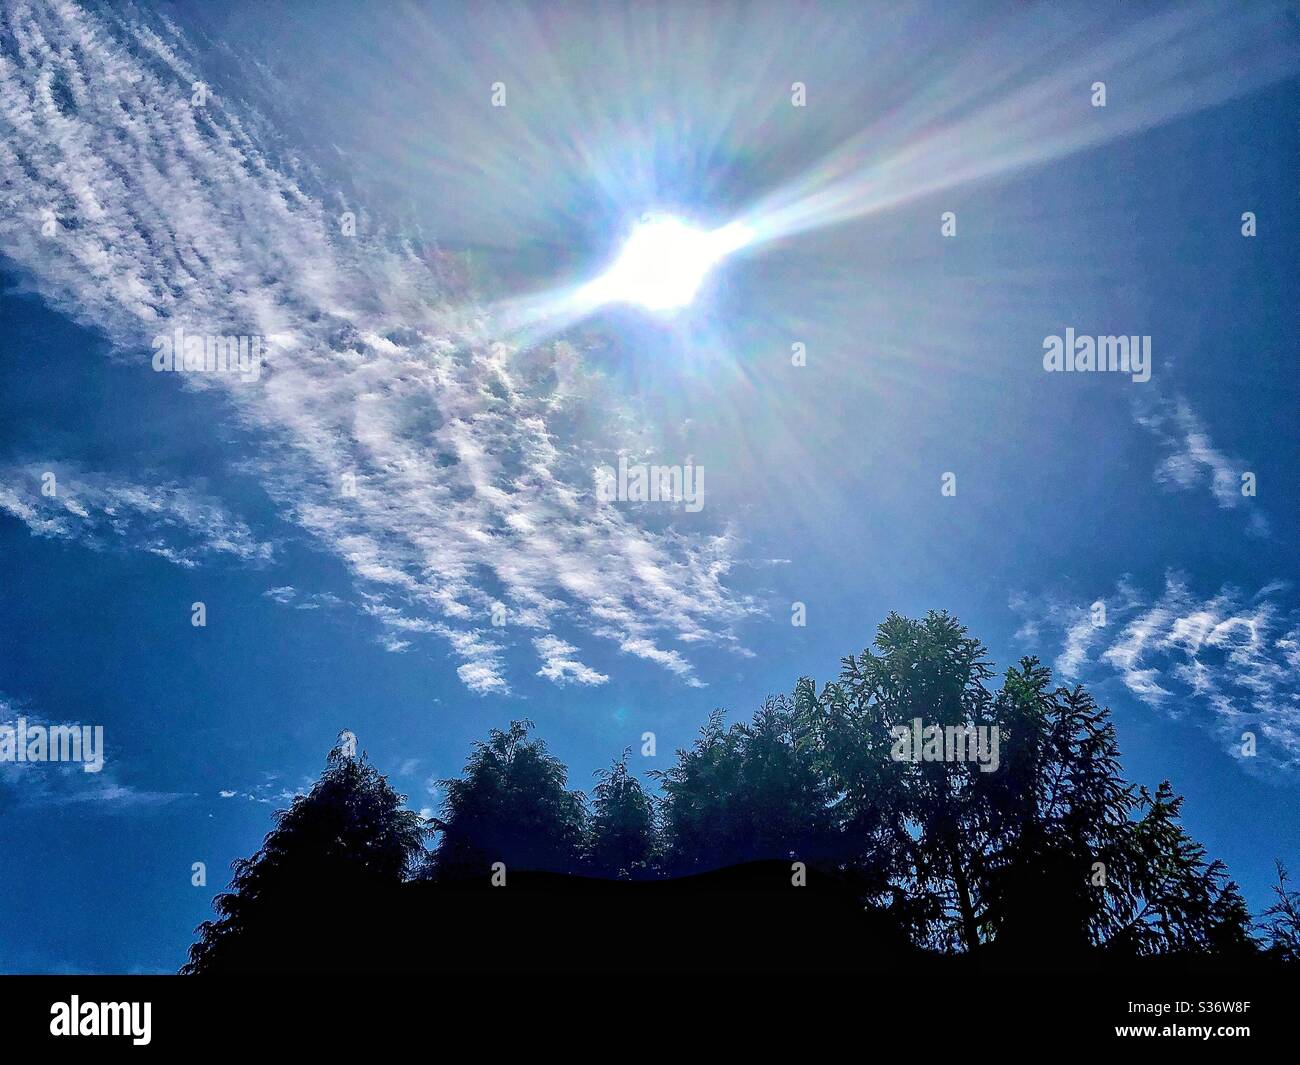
582;214;753;313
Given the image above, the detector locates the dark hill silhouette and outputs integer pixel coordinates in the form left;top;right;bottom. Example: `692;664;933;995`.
191;862;921;973
185;860;1294;974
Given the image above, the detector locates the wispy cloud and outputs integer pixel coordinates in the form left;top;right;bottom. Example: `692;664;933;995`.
1012;576;1300;775
215;773;302;806
1134;393;1269;536
0;1;755;692
0;462;272;567
533;634;609;687
0;696;191;810
262;585;342;610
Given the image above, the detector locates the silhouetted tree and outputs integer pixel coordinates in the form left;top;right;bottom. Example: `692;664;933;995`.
1259;860;1300;962
976;665;1132;958
184;614;1262;972
183;732;425;973
793;675;925;937
656;696;836;874
1099;781;1253;957
815;611;996;951
585;750;657;878
792;614;1254;960
424;719;587;880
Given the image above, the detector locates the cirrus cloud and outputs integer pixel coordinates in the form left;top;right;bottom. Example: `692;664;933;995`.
0;0;757;693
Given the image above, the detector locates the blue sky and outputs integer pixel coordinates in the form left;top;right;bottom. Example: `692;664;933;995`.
0;0;1297;972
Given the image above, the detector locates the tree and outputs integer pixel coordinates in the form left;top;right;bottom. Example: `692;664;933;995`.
1099;781;1253;957
586;751;657;878
795;613;1253;961
1258;860;1300;962
656;696;837;875
425;719;587;880
821;611;997;951
184;614;1260;971
183;731;426;973
976;666;1133;958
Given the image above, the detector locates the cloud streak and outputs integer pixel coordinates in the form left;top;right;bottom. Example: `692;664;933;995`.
1012;575;1300;776
0;462;272;567
1134;393;1269;536
0;696;191;810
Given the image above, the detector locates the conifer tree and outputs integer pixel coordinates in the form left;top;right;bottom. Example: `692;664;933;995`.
425;719;587;880
586;751;657;878
1259;860;1300;962
184;732;425;973
656;696;836;874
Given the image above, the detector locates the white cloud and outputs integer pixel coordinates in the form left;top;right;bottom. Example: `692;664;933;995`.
533;634;609;686
1134;393;1269;536
0;2;755;693
0;696;190;809
214;772;309;806
0;463;272;568
263;585;342;610
1012;575;1300;775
